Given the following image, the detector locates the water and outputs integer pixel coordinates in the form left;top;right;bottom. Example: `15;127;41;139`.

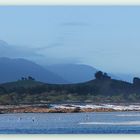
0;112;140;134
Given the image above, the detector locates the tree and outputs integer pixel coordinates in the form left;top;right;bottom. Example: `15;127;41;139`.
28;76;35;81
95;71;111;80
133;77;140;87
21;77;27;80
95;71;103;79
103;73;111;79
21;77;25;80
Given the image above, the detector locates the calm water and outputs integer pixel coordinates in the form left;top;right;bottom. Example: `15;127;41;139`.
0;112;140;134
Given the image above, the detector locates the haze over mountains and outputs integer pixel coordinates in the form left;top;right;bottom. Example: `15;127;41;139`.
0;57;98;84
0;40;135;84
46;64;97;83
0;57;135;84
0;6;140;84
0;57;66;84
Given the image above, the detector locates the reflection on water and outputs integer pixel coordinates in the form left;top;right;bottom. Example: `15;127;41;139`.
79;121;140;125
0;112;140;133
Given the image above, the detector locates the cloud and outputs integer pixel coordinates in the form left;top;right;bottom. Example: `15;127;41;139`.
0;40;81;65
37;43;64;51
0;40;9;47
40;57;82;65
60;22;89;27
0;40;42;59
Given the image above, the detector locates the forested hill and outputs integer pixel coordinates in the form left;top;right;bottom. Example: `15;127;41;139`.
0;71;140;104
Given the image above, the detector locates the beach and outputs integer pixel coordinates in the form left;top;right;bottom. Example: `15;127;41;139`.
0;103;140;113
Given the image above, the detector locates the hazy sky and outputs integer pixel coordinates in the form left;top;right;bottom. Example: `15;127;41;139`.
0;6;140;74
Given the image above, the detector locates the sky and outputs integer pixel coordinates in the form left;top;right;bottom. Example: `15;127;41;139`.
0;6;140;74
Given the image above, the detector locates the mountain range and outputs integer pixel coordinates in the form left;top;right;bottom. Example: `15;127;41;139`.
0;57;66;84
0;57;98;84
0;57;135;84
46;64;97;83
0;40;135;83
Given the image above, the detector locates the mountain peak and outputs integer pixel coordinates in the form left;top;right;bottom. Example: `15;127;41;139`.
0;40;9;47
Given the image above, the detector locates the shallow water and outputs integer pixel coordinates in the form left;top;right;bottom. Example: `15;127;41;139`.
0;112;140;134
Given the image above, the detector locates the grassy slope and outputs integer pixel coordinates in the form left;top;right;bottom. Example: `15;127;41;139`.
0;78;139;104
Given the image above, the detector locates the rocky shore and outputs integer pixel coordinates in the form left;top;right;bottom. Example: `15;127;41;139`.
0;106;115;114
0;103;140;113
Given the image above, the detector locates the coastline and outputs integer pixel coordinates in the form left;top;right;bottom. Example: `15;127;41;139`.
0;103;140;114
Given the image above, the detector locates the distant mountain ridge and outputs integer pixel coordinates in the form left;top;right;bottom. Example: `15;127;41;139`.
0;40;9;47
46;64;97;83
0;57;100;84
0;57;66;84
46;64;134;83
0;57;135;84
0;40;136;83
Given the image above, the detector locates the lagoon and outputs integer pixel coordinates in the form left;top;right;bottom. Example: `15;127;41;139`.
0;112;140;134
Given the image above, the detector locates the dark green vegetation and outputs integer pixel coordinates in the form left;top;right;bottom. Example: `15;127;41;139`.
0;71;140;105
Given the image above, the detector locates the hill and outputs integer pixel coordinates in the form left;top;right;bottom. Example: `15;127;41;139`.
0;71;140;104
1;79;44;89
0;57;66;84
